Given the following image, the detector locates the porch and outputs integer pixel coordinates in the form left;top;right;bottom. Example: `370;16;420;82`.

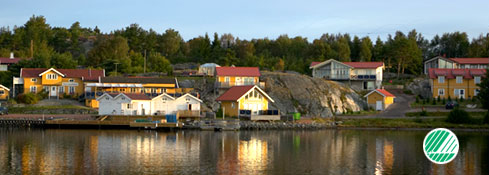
239;110;280;121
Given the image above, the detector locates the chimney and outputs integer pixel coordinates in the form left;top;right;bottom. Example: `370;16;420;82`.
9;52;14;59
89;68;92;77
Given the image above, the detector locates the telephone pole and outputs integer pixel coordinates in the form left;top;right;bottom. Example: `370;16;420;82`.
114;63;120;76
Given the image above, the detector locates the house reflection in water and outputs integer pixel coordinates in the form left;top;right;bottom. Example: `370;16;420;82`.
238;139;270;174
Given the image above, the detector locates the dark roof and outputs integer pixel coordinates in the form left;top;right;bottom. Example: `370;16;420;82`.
216;85;254;101
122;93;152;100
0;57;24;64
21;68;104;81
215;67;261;77
101;76;176;84
428;68;487;79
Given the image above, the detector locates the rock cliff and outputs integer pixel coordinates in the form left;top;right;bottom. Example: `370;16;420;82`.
181;71;367;118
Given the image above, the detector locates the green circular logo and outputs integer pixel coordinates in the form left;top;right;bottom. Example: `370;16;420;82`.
423;128;459;164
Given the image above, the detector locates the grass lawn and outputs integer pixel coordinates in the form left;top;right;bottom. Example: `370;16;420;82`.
8;105;95;114
337;117;489;129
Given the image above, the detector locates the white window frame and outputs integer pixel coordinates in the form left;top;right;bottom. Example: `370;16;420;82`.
46;74;58;80
31;78;37;82
59;86;64;93
475;89;480;96
438;89;445;96
225;76;230;82
68;86;75;94
474;76;481;84
438;76;445;83
456;76;463;84
69;79;74;82
0;90;4;95
30;86;37;93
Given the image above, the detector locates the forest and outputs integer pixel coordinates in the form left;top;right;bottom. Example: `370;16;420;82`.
0;15;488;83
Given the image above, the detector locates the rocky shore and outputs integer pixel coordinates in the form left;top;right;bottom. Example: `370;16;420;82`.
239;121;332;130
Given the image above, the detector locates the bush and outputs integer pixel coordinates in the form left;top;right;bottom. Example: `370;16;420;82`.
459;96;464;102
484;112;489;124
403;89;413;95
16;93;39;104
432;99;436;105
420;110;428;116
448;96;452;102
442;98;446;104
415;96;420;103
446;108;472;124
437;96;441;103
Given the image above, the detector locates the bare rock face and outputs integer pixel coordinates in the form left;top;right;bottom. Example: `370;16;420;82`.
406;78;431;99
261;71;366;117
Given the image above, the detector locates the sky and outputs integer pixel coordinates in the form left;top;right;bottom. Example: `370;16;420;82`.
1;0;488;41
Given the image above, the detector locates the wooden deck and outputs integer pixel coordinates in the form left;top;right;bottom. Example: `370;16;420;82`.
46;118;180;128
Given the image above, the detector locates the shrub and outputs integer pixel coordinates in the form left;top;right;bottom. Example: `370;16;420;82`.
16;93;39;104
459;96;464;102
216;107;223;118
420;110;428;116
414;116;423;123
432;99;436;105
484;112;489;124
442;98;446;104
437;96;441;103
448;96;452;102
446;108;472;124
415;96;420;103
403;89;413;95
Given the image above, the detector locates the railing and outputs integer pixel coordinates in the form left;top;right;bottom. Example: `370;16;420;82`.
216;81;265;89
351;75;376;80
239;110;280;116
177;110;201;118
85;92;199;99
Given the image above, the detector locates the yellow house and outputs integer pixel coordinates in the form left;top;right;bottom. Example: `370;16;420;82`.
216;85;277;119
215;67;261;88
364;89;395;111
85;76;193;108
0;85;10;100
19;68;104;98
428;68;486;99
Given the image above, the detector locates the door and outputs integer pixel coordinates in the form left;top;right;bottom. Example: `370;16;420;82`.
376;101;383;111
459;89;465;99
50;86;57;96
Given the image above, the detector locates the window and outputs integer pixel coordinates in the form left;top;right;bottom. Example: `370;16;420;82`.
30;86;37;93
438;89;445;96
231;102;235;108
31;78;37;82
438;76;445;83
59;86;64;93
151;88;157;93
69;79;74;82
46;74;58;80
0;90;4;95
162;97;167;103
186;98;190;102
105;97;109;100
68;86;75;94
225;76;230;82
475;76;481;84
43;86;49;92
456;76;462;84
475;89;480;96
127;104;133;109
121;97;126;100
130;88;137;93
120;88;125;92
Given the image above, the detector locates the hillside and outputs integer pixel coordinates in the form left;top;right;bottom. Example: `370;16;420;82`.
183;71;366;117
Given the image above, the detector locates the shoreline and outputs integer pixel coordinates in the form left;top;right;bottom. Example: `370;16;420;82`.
1;118;488;132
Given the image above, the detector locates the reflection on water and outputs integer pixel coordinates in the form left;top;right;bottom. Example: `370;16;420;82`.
0;129;487;174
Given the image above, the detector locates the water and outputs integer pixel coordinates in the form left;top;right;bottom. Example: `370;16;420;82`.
0;129;487;175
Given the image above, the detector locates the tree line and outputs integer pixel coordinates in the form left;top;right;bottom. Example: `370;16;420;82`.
0;15;488;80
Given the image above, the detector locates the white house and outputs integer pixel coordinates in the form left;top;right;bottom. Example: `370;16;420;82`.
151;93;202;115
97;92;202;116
310;59;384;90
97;93;152;115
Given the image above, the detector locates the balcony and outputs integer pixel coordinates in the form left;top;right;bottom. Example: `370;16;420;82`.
177;110;201;118
351;75;376;80
215;81;265;89
239;110;280;121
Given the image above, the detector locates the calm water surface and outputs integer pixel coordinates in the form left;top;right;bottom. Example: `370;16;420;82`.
0;128;487;175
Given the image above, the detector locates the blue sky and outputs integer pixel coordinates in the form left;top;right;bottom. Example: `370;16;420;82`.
1;0;488;41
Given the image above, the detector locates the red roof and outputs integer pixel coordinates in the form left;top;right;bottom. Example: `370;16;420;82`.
0;57;24;64
21;68;105;81
449;58;489;64
343;62;384;69
428;68;486;79
216;85;254;101
309;60;384;69
310;62;321;67
376;89;395;97
215;67;260;77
